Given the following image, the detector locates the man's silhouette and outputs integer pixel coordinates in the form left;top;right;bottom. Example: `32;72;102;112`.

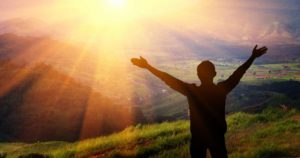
131;45;268;158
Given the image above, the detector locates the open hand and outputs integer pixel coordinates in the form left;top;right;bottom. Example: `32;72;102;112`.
252;45;268;58
131;56;149;68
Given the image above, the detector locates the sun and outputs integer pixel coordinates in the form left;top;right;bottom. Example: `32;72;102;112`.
106;0;126;9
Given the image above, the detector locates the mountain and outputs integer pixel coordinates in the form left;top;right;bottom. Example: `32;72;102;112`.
121;20;300;62
1;17;300;62
0;33;82;64
0;61;146;142
0;33;142;101
258;21;299;45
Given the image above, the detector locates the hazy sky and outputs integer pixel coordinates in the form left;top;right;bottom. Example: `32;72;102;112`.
1;0;300;45
0;1;299;28
1;0;299;20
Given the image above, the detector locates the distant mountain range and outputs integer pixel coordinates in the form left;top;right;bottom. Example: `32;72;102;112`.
2;17;300;63
257;21;300;45
1;18;300;46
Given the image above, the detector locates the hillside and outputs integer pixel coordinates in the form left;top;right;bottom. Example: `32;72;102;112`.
0;107;299;158
0;61;146;142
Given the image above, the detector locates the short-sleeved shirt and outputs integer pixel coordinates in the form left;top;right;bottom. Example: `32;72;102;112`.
183;82;229;140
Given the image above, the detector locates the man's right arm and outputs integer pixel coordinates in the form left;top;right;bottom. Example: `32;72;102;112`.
131;57;189;96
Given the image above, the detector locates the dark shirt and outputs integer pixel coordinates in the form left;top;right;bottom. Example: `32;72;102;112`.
184;82;229;141
147;58;252;142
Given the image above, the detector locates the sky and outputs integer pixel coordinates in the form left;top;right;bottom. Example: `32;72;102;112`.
1;0;300;46
1;0;299;19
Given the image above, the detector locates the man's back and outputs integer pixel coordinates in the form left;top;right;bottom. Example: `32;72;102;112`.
185;83;227;143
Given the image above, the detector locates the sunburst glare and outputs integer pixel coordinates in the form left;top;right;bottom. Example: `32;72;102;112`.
106;0;126;9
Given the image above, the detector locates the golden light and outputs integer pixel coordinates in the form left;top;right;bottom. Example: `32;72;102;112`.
106;0;126;9
0;0;235;141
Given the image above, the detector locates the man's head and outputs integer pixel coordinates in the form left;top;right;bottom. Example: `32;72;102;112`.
197;60;216;84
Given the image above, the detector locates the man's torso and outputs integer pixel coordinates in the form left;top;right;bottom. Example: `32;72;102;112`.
185;83;228;138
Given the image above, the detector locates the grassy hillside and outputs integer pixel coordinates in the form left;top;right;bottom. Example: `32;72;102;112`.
1;107;299;158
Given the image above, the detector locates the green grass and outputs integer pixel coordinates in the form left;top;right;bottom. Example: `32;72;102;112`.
1;107;299;158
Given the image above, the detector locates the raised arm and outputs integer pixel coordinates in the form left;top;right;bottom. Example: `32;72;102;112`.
131;56;189;96
219;45;268;93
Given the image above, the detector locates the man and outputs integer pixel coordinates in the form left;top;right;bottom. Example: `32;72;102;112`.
131;45;268;158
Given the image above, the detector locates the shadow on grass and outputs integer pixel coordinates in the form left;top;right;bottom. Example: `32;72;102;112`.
18;153;51;158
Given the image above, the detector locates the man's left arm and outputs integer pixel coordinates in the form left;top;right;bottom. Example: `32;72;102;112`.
219;45;268;93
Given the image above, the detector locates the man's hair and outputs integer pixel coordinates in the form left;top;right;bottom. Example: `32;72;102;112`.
197;60;215;74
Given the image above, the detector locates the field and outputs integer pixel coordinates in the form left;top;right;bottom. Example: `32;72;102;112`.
1;107;299;158
156;61;300;82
